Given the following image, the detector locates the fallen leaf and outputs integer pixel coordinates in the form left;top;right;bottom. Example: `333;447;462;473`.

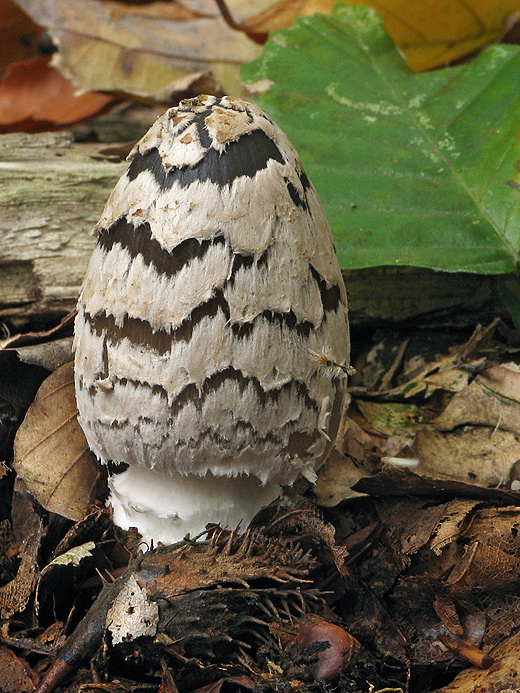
415;425;520;489
378;497;453;556
16;0;260;99
352;466;520;505
356;401;429;436
232;0;520;71
0;644;39;692
356;400;429;459
106;573;159;645
0;491;43;619
349;0;520;71
36;541;98;615
442;507;520;593
1;309;74;349
434;364;520;434
0;0;43;73
428;499;481;558
3;337;72;372
314;426;375;507
389;575;488;668
13;360;99;521
435;614;520;692
0;54;117;132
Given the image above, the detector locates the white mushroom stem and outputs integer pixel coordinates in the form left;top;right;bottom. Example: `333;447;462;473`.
108;465;281;545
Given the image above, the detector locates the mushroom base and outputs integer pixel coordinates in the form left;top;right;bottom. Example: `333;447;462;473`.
108;464;281;547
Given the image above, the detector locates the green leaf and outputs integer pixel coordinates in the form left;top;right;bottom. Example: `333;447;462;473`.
242;5;520;273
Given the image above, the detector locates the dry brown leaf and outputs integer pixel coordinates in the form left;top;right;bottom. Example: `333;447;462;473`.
352;328;486;400
428;499;481;557
15;0;261;99
415;425;520;489
13;360;99;521
4;337;73;372
229;0;339;35
434;364;520;435
12;0;520;107
314;416;379;507
0;54;117;132
442;507;520;593
0;481;44;620
1;310;74;349
313;447;367;507
0;644;39;692
0;0;43;73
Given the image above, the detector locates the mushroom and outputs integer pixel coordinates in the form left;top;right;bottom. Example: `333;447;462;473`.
74;95;350;545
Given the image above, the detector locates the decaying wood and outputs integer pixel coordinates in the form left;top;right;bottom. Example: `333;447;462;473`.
0;131;126;321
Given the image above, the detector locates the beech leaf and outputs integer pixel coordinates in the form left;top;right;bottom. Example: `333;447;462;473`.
0;56;117;133
13;360;99;521
15;0;260;99
242;5;520;273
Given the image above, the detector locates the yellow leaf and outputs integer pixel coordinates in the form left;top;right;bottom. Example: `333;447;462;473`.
233;0;520;71
357;0;520;71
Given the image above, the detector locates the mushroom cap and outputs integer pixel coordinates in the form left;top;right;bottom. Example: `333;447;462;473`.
74;95;349;544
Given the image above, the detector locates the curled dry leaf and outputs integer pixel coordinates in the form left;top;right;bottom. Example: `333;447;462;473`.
13;360;99;521
414;363;520;489
314;446;370;507
5;337;73;372
0;55;116;133
36;541;98;624
434;364;520;434
442;507;520;594
415;426;520;489
0;0;43;72
15;0;260;98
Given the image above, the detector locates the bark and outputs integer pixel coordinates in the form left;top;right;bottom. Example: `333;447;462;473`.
0;131;125;322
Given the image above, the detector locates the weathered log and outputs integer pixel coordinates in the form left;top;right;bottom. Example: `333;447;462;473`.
0;131;126;324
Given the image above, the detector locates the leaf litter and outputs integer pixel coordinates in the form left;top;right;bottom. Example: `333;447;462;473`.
1;314;520;692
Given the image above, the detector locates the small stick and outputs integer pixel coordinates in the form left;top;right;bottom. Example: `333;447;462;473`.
439;632;494;669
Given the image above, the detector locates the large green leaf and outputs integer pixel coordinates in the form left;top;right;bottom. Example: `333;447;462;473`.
242;5;520;273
